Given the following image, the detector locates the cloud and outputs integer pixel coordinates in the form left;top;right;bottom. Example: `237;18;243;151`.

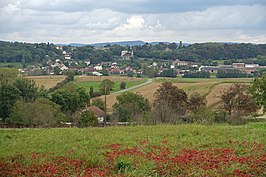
0;0;265;43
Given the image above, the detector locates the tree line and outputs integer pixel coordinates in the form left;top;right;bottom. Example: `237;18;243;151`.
1;41;266;65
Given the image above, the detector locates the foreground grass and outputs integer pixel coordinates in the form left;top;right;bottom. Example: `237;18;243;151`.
0;123;265;176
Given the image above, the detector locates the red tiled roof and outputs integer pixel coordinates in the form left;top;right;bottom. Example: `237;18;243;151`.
87;106;105;117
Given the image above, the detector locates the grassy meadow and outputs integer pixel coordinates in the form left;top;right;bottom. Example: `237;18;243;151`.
0;123;265;176
74;79;147;93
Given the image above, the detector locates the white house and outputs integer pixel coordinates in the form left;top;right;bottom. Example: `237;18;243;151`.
94;65;103;71
92;71;103;76
84;60;91;66
245;64;259;68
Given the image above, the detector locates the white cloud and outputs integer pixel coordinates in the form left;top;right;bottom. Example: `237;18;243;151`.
0;1;265;44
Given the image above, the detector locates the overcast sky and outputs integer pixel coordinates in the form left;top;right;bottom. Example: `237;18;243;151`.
0;0;266;44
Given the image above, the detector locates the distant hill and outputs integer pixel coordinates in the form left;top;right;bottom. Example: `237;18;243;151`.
56;41;190;47
91;40;146;47
56;43;88;47
91;41;190;47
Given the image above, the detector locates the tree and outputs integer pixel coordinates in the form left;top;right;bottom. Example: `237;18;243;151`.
168;42;177;50
113;92;150;122
160;69;177;78
0;84;20;122
120;82;126;90
143;66;158;78
153;82;188;123
14;78;40;102
0;68;18;84
7;98;66;127
51;87;90;123
99;79;114;95
91;98;105;110
78;110;98;127
178;41;183;49
54;66;61;75
188;92;207;113
89;86;94;98
219;83;258;116
251;74;266;112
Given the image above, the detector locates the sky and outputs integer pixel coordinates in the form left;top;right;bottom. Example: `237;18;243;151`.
0;0;266;44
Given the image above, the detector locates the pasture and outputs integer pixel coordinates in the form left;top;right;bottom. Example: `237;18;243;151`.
0;123;265;176
74;78;147;93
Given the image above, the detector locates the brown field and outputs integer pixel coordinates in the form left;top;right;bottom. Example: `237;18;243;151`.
25;76;66;89
76;76;143;82
99;79;252;112
99;82;223;112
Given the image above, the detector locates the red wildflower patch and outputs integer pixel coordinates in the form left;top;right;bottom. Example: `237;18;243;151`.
0;141;265;176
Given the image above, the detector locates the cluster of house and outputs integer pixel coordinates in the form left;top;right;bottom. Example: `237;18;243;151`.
17;46;264;76
199;63;264;74
79;62;139;76
149;59;199;75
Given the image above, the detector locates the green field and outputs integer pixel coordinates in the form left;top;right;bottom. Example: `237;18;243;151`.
74;79;147;92
1;123;265;176
0;62;23;68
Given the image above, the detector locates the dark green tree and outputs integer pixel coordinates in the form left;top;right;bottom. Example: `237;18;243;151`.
120;82;126;90
89;86;94;98
250;74;266;112
113;92;150;122
14;78;40;102
0;84;20;122
78;110;98;127
51;87;90;124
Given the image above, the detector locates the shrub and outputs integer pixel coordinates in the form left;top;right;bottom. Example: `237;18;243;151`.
227;114;246;125
214;110;228;123
78;110;98;128
8;98;66;127
188;107;216;125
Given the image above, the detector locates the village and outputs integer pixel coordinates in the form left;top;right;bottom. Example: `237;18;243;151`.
18;45;266;78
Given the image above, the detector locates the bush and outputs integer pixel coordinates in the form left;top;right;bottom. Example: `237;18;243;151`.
214;110;228;123
120;82;126;90
8;98;66;127
188;107;216;125
227;114;246;125
78;110;98;128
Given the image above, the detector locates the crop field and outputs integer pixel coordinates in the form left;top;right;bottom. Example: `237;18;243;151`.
0;124;265;176
25;76;66;89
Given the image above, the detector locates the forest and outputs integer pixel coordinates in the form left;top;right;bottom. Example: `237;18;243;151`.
1;41;266;64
